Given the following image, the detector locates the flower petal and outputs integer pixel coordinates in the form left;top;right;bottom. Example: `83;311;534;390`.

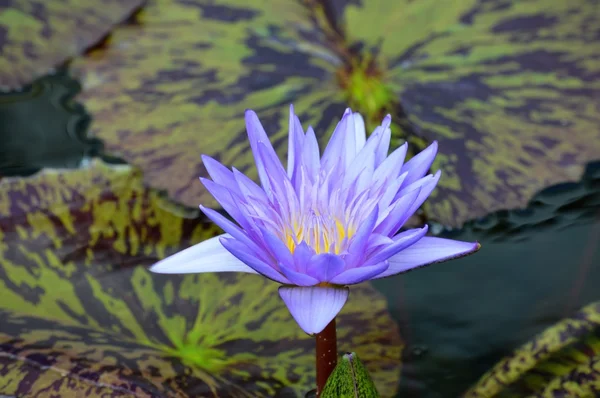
149;234;258;274
345;206;379;269
352;112;366;152
365;226;429;266
307;253;346;282
287;104;305;178
245;110;286;196
278;285;349;335
293;241;315;273
201;155;239;194
329;261;389;285
301;126;321;183
279;263;319;286
372;237;481;279
219;237;290;284
400;140;438;186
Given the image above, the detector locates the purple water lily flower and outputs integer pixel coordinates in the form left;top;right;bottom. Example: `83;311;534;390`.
150;106;480;335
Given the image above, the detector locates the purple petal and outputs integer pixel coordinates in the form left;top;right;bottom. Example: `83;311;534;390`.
301;127;321;183
287;104;305;178
199;178;253;231
329;261;389;285
321;111;352;172
149;234;258;274
261;228;294;269
219;237;289;284
307;253;346;282
278;285;349;335
293;241;315;273
401;141;438;186
390;171;441;234
352;113;366;152
372;143;408;194
365;226;428;266
245;110;286;195
199;206;270;263
232;167;269;204
372;237;481;279
279;263;319;286
201;155;239;194
375;187;420;236
345;206;379;269
374;116;391;166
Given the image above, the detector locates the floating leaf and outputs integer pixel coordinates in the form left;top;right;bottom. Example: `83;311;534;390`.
70;0;347;210
0;0;144;90
0;160;402;397
332;0;600;226
321;352;380;398
71;0;600;227
464;301;600;397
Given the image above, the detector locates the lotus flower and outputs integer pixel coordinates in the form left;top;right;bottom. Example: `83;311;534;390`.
150;105;480;334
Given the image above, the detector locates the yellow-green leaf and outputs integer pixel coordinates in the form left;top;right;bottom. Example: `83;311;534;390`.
71;0;346;211
334;0;600;226
464;301;600;397
0;0;144;89
0;160;403;397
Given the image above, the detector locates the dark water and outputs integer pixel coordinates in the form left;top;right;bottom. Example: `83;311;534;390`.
376;164;600;397
1;73;599;397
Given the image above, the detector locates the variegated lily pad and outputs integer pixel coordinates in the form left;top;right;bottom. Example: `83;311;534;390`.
464;301;600;397
0;0;145;90
72;0;600;227
71;0;347;211
0;160;402;397
331;0;600;226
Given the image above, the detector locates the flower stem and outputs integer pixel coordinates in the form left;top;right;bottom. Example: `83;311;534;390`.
315;318;337;395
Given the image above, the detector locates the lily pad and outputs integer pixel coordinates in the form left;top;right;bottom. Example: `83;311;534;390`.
70;0;347;211
72;0;600;227
332;0;600;226
463;301;600;397
0;0;144;90
0;161;402;397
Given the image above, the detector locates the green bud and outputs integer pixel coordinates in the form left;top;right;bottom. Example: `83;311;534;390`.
320;352;380;398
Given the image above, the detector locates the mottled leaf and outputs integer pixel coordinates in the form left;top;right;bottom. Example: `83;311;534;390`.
464;301;600;397
0;0;144;90
0;160;402;397
71;0;600;227
70;0;347;211
333;0;600;226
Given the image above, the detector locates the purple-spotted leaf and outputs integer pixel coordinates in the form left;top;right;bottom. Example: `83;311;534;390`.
332;0;600;226
70;0;346;211
464;301;600;397
71;0;600;227
0;0;144;90
0;160;402;397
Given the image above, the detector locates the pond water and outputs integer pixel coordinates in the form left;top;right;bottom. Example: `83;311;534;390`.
376;164;600;396
1;73;599;397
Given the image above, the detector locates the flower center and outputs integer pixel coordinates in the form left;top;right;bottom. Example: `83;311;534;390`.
284;212;355;255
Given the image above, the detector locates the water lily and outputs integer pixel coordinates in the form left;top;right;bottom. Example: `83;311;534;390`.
150;105;480;335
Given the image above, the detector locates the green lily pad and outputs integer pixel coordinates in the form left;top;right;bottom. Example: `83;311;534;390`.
0;0;144;90
70;0;347;211
333;0;600;226
0;160;402;397
72;0;600;227
464;301;600;397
